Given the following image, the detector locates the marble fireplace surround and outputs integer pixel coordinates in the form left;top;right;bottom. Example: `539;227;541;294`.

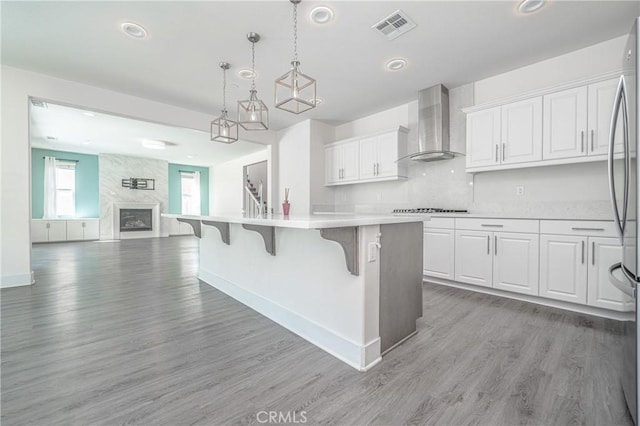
113;202;160;239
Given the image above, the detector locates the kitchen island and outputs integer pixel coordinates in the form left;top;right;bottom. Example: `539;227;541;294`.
163;213;423;371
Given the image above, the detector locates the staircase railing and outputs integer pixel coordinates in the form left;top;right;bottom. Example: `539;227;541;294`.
244;180;264;217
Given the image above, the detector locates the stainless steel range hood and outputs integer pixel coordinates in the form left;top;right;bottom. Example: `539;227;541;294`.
409;84;456;162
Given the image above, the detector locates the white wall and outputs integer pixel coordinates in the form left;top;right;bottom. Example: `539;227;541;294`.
277;120;312;214
309;120;335;211
210;150;269;214
474;36;626;104
0;65;272;287
99;154;170;239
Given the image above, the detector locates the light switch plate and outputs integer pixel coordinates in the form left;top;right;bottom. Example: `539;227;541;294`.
368;242;378;262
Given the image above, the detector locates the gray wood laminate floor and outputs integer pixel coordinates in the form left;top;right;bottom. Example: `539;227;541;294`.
1;237;633;426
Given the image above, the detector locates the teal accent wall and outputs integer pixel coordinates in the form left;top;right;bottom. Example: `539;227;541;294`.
168;163;210;215
31;148;99;218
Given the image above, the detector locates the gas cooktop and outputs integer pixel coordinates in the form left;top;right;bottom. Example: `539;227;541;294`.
392;208;469;214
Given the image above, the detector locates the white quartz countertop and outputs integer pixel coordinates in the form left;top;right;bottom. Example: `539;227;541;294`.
163;213;423;229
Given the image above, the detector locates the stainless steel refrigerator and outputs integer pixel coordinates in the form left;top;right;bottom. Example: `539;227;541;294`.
608;17;640;425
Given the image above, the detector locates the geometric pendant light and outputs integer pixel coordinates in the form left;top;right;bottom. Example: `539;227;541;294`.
211;62;239;143
238;32;269;130
274;0;317;114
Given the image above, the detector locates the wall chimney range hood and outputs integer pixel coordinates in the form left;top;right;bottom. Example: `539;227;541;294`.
408;84;457;162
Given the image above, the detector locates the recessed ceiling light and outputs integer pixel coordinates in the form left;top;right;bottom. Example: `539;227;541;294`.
141;139;166;150
83;141;91;145
309;97;324;106
187;155;195;159
83;112;95;117
385;58;407;71
518;0;545;14
238;69;256;80
120;22;148;39
310;6;334;24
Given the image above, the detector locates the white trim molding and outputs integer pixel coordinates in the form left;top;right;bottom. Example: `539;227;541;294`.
1;272;34;288
199;267;382;371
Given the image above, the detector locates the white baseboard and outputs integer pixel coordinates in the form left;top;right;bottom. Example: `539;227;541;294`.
1;272;34;288
425;277;634;321
199;267;381;371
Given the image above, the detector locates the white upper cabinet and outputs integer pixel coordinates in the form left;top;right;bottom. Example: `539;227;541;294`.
543;86;588;160
325;127;407;186
588;78;624;156
465;75;621;173
466;106;501;169
501;97;543;164
325;139;359;185
358;135;378;180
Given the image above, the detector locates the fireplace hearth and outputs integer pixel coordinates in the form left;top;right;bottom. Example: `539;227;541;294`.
120;209;152;232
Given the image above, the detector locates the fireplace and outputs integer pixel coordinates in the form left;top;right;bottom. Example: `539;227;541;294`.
111;202;161;240
120;209;152;232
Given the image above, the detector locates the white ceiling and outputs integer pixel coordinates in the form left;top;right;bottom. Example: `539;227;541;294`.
4;0;640;163
29;102;266;166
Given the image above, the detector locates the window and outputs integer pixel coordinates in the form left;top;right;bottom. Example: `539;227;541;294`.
55;161;76;217
181;171;201;215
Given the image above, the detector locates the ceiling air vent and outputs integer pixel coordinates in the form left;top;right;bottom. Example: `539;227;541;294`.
372;10;417;40
30;99;48;108
46;136;57;141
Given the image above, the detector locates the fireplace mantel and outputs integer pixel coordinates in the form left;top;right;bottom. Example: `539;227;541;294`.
112;202;160;239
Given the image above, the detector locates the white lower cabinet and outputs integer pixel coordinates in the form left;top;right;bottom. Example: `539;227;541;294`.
423;228;455;280
454;230;493;287
587;237;633;311
32;219;98;242
424;218;630;315
32;220;67;242
66;219;99;241
539;233;631;311
493;232;539;296
539;234;588;304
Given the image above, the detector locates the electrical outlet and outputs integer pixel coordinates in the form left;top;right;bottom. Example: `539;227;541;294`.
368;242;378;262
516;186;525;196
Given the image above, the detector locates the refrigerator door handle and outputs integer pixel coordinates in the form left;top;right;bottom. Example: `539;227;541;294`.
608;75;627;244
609;262;636;298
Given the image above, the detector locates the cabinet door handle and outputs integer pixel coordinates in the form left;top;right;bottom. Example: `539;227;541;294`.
502;143;506;161
591;130;595;152
571;227;604;232
592;241;595;265
373;163;376;176
495;144;499;162
494;235;497;255
481;224;503;228
377;163;380;175
581;131;585;152
581;240;585;264
46;222;50;229
487;235;490;255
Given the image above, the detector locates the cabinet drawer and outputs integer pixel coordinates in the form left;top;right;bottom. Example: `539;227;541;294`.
540;220;617;237
455;218;538;233
423;217;455;229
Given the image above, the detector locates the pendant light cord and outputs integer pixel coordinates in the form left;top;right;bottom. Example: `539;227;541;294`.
251;41;256;91
293;1;298;63
222;66;227;112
